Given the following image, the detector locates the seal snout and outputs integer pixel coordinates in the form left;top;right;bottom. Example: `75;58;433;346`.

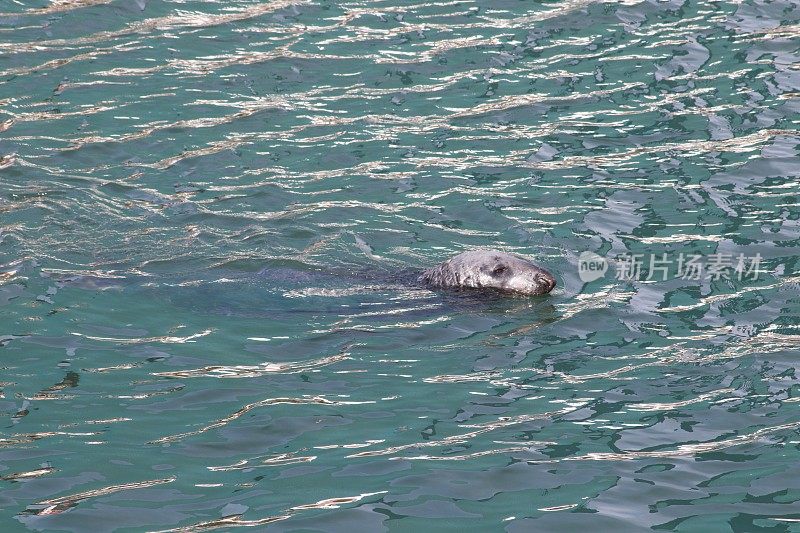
536;271;557;294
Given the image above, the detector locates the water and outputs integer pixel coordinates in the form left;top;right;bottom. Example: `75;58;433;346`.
1;0;799;531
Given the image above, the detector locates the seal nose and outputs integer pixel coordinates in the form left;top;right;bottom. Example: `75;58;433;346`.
538;272;556;293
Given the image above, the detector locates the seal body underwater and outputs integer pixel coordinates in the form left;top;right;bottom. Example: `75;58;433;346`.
419;250;556;296
137;249;555;320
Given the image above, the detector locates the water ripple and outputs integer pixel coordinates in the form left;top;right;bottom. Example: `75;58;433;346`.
2;0;799;529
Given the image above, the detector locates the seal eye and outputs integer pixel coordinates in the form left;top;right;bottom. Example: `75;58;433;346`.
492;265;507;276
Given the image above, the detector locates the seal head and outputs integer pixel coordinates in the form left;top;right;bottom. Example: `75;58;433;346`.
419;250;556;296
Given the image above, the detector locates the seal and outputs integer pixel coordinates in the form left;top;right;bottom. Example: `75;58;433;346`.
419;250;556;296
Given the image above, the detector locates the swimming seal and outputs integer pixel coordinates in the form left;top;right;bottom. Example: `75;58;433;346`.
419;250;556;296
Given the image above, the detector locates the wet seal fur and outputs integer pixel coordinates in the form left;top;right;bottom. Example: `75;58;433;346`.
419;250;556;296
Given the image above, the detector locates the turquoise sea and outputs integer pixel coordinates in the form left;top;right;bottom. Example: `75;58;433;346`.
1;0;799;531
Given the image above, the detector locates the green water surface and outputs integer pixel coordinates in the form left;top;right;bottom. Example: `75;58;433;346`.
1;0;799;531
